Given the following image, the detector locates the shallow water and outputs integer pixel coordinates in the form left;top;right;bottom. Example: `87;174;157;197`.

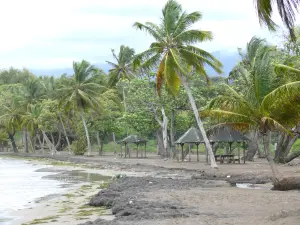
235;183;272;190
0;158;110;225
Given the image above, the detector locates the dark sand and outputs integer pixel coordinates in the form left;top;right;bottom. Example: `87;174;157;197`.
2;152;300;225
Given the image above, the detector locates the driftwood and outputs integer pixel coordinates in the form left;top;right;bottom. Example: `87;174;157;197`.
272;176;300;191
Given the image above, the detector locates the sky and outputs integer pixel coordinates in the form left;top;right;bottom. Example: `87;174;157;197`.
0;0;291;74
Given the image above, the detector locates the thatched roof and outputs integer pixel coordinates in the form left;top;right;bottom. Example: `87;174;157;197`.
118;135;147;144
175;127;204;144
207;125;249;142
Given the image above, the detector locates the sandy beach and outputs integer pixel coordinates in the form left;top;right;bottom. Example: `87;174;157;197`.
1;153;300;225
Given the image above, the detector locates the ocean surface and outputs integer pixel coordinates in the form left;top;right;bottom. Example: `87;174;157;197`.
0;158;69;225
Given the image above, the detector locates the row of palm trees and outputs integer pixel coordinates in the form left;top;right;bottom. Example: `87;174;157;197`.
1;0;300;175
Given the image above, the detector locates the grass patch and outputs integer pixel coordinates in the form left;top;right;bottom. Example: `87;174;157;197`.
80;184;92;190
62;193;74;198
59;206;73;213
22;216;58;225
98;182;110;189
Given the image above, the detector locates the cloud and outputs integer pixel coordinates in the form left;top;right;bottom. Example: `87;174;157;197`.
0;0;290;70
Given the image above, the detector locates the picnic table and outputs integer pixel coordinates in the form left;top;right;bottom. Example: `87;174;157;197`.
215;154;240;164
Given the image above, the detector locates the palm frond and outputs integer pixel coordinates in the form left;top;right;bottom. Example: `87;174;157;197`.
173;11;202;37
261;80;300;110
261;116;293;136
133;22;164;42
175;30;213;44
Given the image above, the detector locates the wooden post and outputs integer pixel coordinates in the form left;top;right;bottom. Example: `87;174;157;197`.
124;143;127;158
136;143;139;158
128;144;131;158
181;144;184;162
120;144;123;158
196;143;199;162
188;144;191;162
238;143;241;164
144;142;147;158
243;142;246;164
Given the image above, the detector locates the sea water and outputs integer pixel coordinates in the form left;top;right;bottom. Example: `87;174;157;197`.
0;158;65;225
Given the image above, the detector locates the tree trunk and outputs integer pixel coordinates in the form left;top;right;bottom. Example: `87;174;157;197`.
156;130;164;156
8;132;17;153
262;131;282;182
54;129;62;149
80;110;92;156
58;113;72;154
112;132;117;154
161;107;169;157
37;132;44;154
24;128;29;153
181;76;218;168
122;86;127;112
50;133;55;144
96;131;102;155
170;109;176;159
245;130;261;161
42;130;57;155
275;133;298;163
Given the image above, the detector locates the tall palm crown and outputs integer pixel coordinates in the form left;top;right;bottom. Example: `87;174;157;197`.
133;0;222;94
205;38;300;177
59;60;102;111
208;37;300;133
106;45;135;87
255;0;300;40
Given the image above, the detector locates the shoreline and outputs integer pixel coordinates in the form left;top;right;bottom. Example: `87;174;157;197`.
1;155;151;225
2;153;300;225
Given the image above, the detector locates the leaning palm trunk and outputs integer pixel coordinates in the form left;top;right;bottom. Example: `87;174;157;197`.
262;131;282;181
80;110;92;156
58;113;72;154
37;132;44;154
42;130;57;155
181;76;218;168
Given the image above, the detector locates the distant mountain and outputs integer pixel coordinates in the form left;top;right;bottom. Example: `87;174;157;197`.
30;63;111;77
206;51;240;76
30;51;240;77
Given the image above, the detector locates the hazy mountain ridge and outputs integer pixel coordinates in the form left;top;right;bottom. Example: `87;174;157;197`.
30;51;240;77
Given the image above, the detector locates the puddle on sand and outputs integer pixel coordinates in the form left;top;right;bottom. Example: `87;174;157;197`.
41;170;111;186
235;183;272;190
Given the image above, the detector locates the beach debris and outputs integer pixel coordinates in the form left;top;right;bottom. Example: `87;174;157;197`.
112;174;127;180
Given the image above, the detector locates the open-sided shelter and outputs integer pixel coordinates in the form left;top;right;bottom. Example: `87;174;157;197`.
118;135;147;158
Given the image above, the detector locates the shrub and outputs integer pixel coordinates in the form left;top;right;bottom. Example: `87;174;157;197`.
71;138;87;155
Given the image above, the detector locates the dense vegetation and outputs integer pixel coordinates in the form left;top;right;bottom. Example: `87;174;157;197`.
1;0;300;181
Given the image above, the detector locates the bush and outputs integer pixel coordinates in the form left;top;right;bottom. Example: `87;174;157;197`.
71;138;87;155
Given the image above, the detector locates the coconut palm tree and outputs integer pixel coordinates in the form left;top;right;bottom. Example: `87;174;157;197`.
58;60;104;156
0;98;24;153
204;39;300;181
106;45;136;87
133;0;222;168
254;0;300;40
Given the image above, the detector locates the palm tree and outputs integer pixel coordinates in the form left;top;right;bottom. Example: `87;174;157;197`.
106;45;136;87
133;0;222;168
204;40;300;181
0;98;24;153
254;0;300;40
21;104;43;152
58;60;104;156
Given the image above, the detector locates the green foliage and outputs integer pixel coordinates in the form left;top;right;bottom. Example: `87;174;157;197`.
133;0;222;94
71;138;87;155
107;45;136;87
291;139;300;152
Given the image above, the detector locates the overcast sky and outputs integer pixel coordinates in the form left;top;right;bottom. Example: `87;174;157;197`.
0;0;291;70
